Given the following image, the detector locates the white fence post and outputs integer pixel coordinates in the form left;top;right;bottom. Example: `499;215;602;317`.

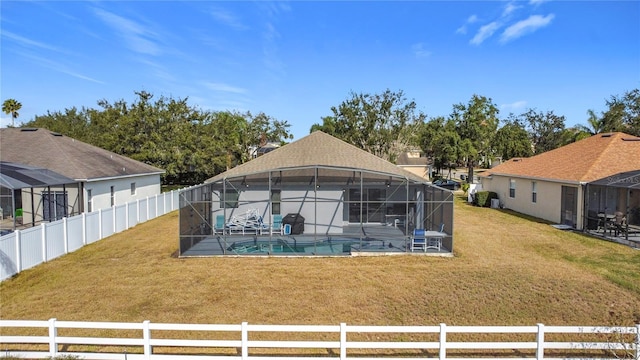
536;323;545;360
439;323;447;360
48;318;57;357
155;194;159;218
112;205;116;234
82;212;87;245
15;230;22;274
98;209;103;240
137;199;141;223
63;217;68;254
340;322;347;360
242;321;249;360
635;324;639;360
125;202;129;230
41;223;47;262
143;320;151;360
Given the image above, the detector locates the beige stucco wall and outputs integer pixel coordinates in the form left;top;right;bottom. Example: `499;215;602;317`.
480;175;585;229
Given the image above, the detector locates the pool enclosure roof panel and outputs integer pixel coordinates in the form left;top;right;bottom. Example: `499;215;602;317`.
0;161;76;189
589;170;640;189
206;131;428;184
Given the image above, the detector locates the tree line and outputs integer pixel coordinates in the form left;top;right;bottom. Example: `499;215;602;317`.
5;88;639;185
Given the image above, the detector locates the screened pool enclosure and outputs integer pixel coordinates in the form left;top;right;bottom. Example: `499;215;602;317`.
178;132;454;256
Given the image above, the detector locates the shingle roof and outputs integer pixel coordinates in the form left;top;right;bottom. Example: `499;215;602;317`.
207;131;427;183
483;132;640;183
0;128;164;181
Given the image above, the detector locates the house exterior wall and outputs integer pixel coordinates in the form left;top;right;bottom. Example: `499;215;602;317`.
19;184;81;225
85;174;161;212
398;166;428;179
481;175;585;229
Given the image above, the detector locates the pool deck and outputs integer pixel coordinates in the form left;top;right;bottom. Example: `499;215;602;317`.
180;224;452;257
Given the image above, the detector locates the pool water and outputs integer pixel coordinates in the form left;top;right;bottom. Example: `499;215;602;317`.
227;239;354;255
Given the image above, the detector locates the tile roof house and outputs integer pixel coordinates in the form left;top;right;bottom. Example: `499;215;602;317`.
0;128;164;226
479;132;640;230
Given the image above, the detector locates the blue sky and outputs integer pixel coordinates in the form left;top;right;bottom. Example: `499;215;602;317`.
1;1;638;140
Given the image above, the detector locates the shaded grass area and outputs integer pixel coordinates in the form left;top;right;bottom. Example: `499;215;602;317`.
1;196;639;327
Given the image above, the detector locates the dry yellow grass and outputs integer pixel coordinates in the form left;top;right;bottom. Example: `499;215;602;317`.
1;196;639;328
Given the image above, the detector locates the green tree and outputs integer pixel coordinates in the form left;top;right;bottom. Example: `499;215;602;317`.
311;89;425;162
521;109;566;154
493;116;532;160
451;94;499;181
2;98;22;127
423;117;461;178
601;88;640;136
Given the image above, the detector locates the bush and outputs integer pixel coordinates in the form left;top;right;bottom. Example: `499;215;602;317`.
461;182;470;195
473;191;498;207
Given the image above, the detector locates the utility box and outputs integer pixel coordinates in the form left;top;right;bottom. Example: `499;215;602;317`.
283;213;305;235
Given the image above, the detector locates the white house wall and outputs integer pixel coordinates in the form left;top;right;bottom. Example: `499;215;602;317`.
481;176;584;228
85;174;161;212
20;184;81;225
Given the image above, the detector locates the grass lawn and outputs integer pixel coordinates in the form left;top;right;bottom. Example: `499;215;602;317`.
1;195;639;327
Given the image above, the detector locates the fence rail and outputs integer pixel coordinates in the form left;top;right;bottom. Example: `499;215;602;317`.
0;190;183;281
0;320;638;360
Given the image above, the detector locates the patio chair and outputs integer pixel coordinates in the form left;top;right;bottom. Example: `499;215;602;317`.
613;211;627;237
410;229;426;252
214;215;225;235
271;214;283;235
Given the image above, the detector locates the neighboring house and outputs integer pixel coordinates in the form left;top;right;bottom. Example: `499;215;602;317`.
0;128;164;227
396;149;431;180
179;131;454;256
479;132;640;230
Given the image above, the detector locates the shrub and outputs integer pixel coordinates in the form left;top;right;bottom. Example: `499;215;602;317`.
461;182;470;195
473;191;498;207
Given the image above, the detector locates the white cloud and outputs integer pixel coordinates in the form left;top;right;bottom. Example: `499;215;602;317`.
456;14;479;34
500;100;528;112
529;0;550;6
14;50;104;84
470;21;500;45
203;82;247;94
93;8;161;56
2;31;63;53
411;43;432;58
500;14;555;43
209;8;248;30
502;2;521;17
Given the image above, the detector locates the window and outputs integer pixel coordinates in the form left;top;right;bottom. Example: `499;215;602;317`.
131;182;136;196
509;179;516;198
221;189;239;208
110;186;115;207
271;190;281;215
531;181;537;203
87;189;93;212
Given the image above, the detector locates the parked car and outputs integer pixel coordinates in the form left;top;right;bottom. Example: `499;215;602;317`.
432;179;461;190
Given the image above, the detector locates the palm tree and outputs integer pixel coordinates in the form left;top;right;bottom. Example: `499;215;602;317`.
2;98;22;127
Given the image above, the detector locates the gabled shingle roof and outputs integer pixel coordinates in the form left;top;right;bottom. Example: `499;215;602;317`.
207;131;426;183
0;128;164;181
483;132;640;183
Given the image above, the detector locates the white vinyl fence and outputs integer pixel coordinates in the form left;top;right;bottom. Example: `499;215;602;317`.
0;320;638;360
0;190;182;281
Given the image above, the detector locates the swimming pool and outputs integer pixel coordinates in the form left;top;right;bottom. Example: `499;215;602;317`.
227;238;355;255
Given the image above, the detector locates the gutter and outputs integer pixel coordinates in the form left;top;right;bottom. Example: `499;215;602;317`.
81;171;165;183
